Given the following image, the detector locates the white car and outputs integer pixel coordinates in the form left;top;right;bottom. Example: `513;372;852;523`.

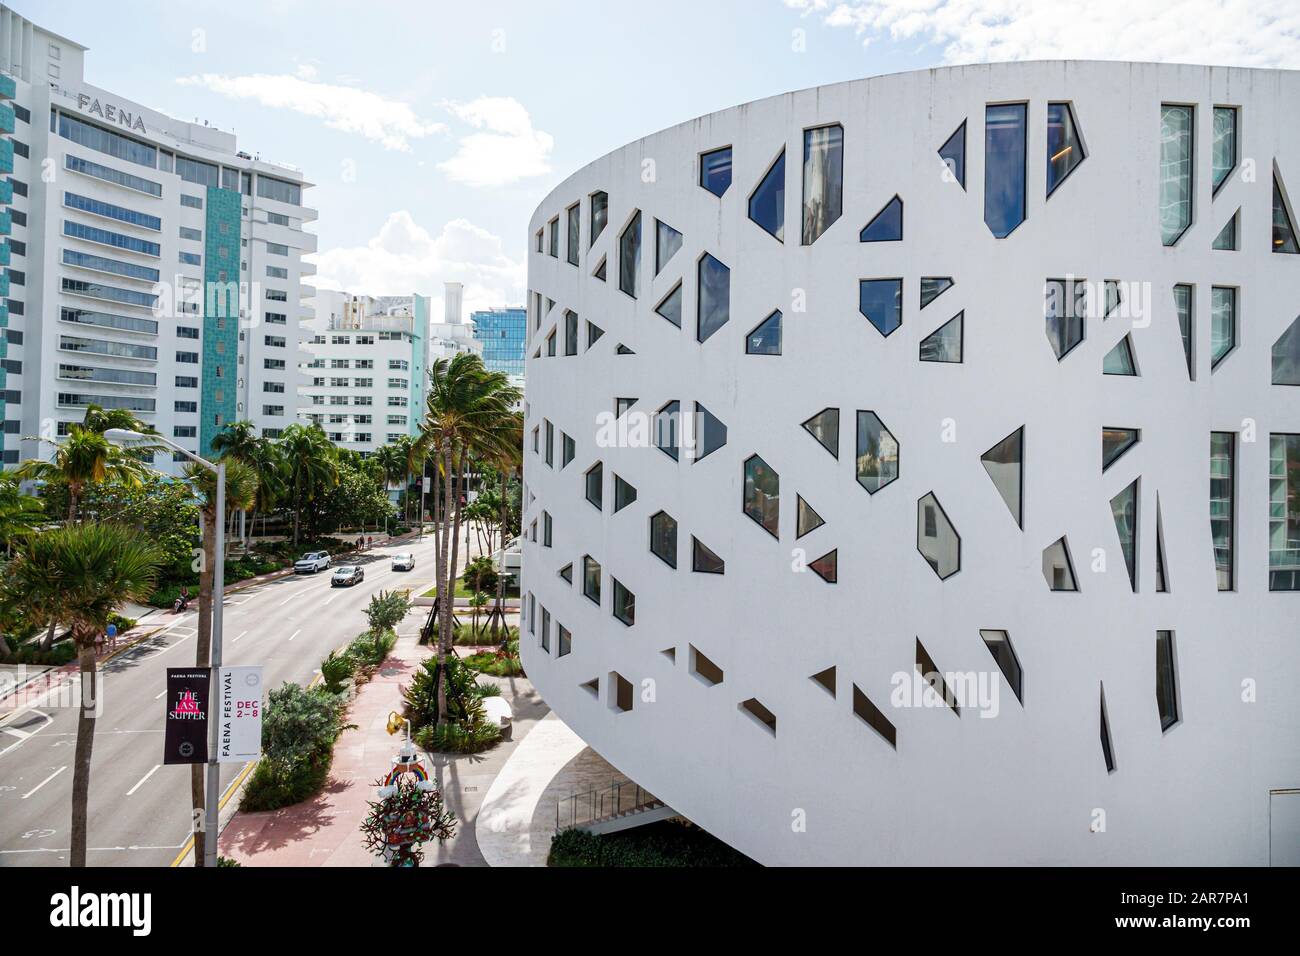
293;551;331;574
390;552;415;571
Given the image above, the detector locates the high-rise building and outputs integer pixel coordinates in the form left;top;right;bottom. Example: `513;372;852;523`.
428;280;482;365
0;4;315;467
299;289;428;455
521;61;1300;865
470;306;526;377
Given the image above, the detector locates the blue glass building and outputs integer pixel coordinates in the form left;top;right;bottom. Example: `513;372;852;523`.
471;307;526;376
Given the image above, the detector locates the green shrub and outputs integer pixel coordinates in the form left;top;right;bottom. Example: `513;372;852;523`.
413;717;500;754
475;680;501;697
453;623;517;646
365;589;411;632
346;628;396;669
320;650;356;694
240;683;351;812
463;647;524;678
547;822;757;867
402;654;483;730
108;613;136;635
12;639;77;666
462;556;499;595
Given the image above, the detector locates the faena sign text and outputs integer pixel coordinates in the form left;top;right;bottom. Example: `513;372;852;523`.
75;93;147;134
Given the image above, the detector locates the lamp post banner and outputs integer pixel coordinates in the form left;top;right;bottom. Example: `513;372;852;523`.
218;665;263;763
163;668;210;764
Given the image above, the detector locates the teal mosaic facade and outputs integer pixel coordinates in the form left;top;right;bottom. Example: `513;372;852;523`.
200;186;242;456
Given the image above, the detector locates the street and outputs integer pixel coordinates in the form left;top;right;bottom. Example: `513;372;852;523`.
0;534;447;867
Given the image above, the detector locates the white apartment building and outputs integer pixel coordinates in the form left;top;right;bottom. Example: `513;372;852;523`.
300;289;429;456
0;4;316;468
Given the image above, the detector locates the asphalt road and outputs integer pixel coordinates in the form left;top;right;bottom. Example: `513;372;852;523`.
0;533;447;867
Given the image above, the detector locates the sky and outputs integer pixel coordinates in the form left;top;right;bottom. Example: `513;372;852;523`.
19;0;1300;318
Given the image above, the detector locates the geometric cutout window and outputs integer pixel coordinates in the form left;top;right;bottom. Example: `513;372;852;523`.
1270;433;1300;591
1102;427;1139;472
1274;170;1299;254
700;146;732;198
655;218;682;275
649;510;677;569
689;644;724;686
1100;683;1116;772
562;433;575;468
859;278;903;337
1042;536;1078;591
1103;279;1122;319
557;624;572;658
1159;104;1193;246
743;454;779;538
981;425;1024;528
693;401;727;463
853;684;896;749
919;311;962;363
540;607;550;652
583;555;601;606
1045;276;1086;360
1211;431;1235;591
581;677;599;697
860;195;902;242
803;407;839;459
613;474;637;513
543;511;552;547
611;578;635;627
809;549;837;584
1210;285;1237;370
985;102;1027;238
612;672;634;713
1046;101;1085;196
655;400;680;461
796;494;825;539
559;562;573;584
691;536;725;574
980;630;1023;705
938;120;966;190
1156;630;1179;732
1110;478;1138;592
567;203;580;266
1212;107;1237;195
917;492;960;580
1212;210;1238;251
619;210;641;298
594;257;607;281
919;276;954;309
565;310;578;356
749;149;786;242
697;253;731;343
916;637;959;715
810;665;836;697
1174;283;1195;380
586;320;605;349
1273;314;1300;385
655;282;683;327
584;462;603;510
746;309;782;355
616;397;637;418
1103;335;1138;376
616;344;634;355
856;410;899;494
590;191;608;246
1155;494;1169;593
739;697;777;736
802;123;843;245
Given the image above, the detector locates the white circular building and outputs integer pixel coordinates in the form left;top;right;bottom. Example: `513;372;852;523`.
521;61;1300;866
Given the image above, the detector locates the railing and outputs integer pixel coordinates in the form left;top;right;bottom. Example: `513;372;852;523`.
555;778;663;832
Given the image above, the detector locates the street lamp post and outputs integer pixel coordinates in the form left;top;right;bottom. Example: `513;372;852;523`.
107;429;224;868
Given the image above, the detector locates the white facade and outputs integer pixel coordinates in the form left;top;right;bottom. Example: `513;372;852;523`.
522;62;1300;865
0;4;315;468
428;280;482;364
300;289;428;455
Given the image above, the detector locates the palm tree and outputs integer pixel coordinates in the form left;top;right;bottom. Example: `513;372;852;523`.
211;421;265;544
277;424;339;547
375;436;416;525
1;523;163;866
412;353;521;723
181;458;257;866
15;427;152;522
484;423;523;640
0;472;44;556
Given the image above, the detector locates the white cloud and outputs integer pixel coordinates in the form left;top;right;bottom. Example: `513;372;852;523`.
308;211;525;317
437;96;554;187
176;72;446;151
784;0;1300;68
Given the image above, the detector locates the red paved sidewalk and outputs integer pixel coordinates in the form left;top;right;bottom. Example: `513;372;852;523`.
222;634;427;867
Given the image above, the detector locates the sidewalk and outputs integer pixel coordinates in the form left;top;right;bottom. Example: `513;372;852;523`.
221;616;546;867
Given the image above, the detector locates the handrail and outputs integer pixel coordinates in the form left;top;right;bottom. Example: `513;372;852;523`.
554;778;663;831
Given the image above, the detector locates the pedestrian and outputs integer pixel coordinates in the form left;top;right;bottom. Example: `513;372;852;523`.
106;622;118;654
94;630;105;658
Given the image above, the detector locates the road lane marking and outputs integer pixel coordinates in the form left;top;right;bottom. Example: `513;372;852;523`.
22;766;67;799
287;629;301;642
232;630;248;643
169;759;256;867
323;592;340;605
154;689;166;700
126;764;162;796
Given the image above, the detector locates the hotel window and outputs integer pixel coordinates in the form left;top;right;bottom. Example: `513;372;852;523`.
1211;107;1237;194
179;252;201;266
743;454;779;538
1045;277;1086;360
700;146;732;197
177;325;199;339
589;191;608;246
619;211;641;298
985;103;1027;237
176;351;199;364
802;124;843;244
266;242;289;256
1210;286;1237;370
585;462;603;510
1269;434;1300;591
649;511;677;568
566;203;580;265
175;401;197;413
856;411;899;494
547;216;559;257
1174;284;1195;379
697;254;731;343
564;310;578;356
611;579;635;626
267;266;288;279
1210;431;1235;590
917;493;960;580
749;149;785;241
544;419;554;467
1045;102;1085;196
582;556;601;605
1159;105;1194;245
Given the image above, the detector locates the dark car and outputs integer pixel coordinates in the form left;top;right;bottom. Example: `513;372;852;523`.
330;565;364;587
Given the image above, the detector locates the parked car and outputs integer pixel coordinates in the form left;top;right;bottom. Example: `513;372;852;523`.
391;552;415;571
294;551;331;574
331;565;364;587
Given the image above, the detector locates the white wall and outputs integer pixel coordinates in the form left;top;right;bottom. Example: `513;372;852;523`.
521;61;1300;865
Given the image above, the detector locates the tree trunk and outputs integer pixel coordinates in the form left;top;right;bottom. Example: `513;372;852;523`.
292;485;301;548
444;445;466;662
67;488;79;524
0;632;11;660
190;504;216;867
492;475;508;641
69;641;99;867
433;441;452;726
41;618;58;653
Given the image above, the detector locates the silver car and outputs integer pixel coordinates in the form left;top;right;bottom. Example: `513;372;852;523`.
390;552;415;571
